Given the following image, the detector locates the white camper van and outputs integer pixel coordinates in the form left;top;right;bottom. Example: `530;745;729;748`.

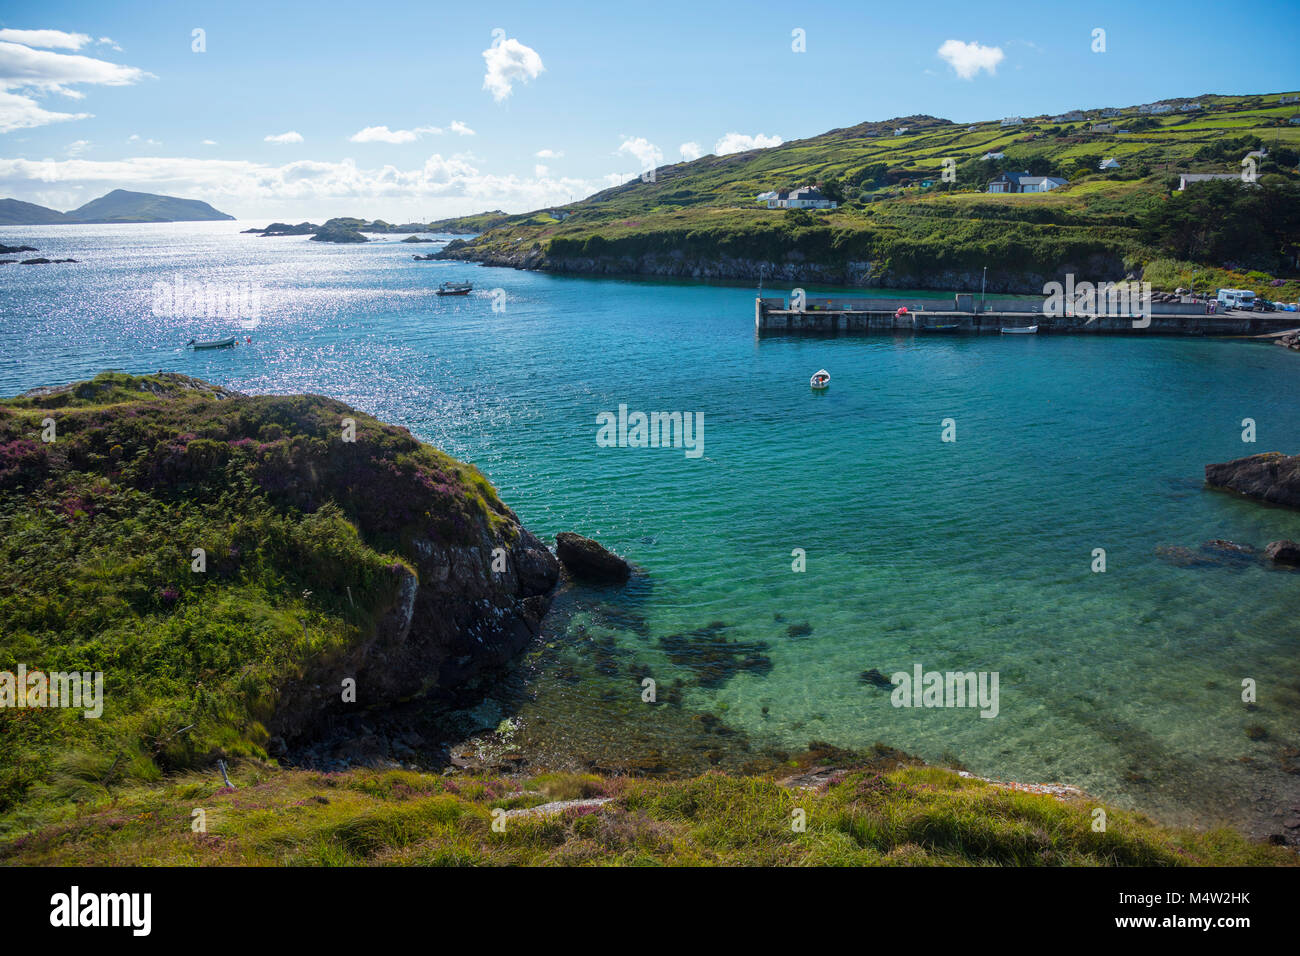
1216;288;1256;311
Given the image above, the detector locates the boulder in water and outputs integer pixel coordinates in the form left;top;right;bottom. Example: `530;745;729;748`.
555;532;631;582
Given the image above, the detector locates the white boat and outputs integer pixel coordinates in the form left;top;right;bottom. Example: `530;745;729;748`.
1000;325;1038;334
187;337;237;350
810;369;830;390
435;281;473;296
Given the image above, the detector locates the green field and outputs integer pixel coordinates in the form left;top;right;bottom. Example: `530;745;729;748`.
435;92;1300;296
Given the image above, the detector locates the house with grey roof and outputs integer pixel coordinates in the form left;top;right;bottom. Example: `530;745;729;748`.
987;171;1069;194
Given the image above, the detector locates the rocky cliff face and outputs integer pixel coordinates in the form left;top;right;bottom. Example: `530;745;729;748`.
1205;452;1300;509
437;241;1126;295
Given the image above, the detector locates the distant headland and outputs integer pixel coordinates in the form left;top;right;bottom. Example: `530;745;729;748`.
0;189;234;225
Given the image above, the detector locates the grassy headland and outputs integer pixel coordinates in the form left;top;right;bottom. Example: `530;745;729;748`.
0;372;554;832
433;93;1300;296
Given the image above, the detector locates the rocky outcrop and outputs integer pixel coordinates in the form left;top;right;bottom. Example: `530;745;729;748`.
1205;453;1300;509
1;372;560;763
435;241;1125;295
1265;540;1300;565
555;532;632;582
309;218;369;243
1276;330;1300;351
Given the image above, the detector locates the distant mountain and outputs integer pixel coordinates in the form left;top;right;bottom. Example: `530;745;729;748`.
0;198;69;225
0;189;234;225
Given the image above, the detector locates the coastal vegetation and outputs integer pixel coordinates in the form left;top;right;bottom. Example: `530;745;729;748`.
434;94;1300;295
0;372;549;826
4;757;1291;866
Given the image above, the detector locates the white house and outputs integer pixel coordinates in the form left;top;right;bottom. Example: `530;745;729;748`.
1280;94;1300;104
987;171;1068;194
1100;108;1121;118
757;187;836;209
1091;123;1116;133
894;127;909;136
982;151;1005;160
1000;117;1023;127
1099;157;1121;170
1050;110;1085;123
1179;101;1202;112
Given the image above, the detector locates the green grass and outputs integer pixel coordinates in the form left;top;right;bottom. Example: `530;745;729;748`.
2;760;1291;867
0;372;517;820
436;92;1300;291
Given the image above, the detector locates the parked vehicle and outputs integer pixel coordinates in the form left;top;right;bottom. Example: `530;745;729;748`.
1216;288;1256;310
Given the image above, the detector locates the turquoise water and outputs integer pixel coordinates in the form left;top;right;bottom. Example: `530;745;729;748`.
4;221;1299;832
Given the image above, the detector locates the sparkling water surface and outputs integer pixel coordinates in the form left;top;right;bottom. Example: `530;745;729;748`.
3;221;1299;832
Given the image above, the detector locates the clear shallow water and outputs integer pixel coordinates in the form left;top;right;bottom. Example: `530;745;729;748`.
4;222;1300;832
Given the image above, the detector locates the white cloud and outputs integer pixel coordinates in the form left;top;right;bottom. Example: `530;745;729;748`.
449;120;475;135
0;30;93;50
0;40;148;94
679;141;702;161
535;148;563;159
617;136;662;173
0;151;610;220
0;35;149;132
0;89;89;132
937;39;1004;80
714;132;782;155
534;164;549;177
265;131;303;144
349;125;439;144
202;139;217;145
65;139;90;156
482;36;544;102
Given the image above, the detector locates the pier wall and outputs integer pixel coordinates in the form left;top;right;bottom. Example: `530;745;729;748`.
755;296;1295;336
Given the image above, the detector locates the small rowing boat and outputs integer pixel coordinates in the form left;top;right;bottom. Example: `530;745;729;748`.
436;281;472;295
1000;325;1038;334
920;324;960;332
186;337;236;350
810;369;830;390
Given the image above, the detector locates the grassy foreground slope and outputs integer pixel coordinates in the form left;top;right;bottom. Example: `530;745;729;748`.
3;759;1291;866
436;93;1300;294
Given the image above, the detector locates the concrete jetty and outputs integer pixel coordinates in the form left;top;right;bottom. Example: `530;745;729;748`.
755;293;1300;336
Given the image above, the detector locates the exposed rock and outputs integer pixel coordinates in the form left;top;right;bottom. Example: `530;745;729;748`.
309;218;369;243
246;221;319;237
0;243;37;254
1265;540;1300;565
555;531;632;581
1275;330;1300;351
499;797;612;819
401;235;435;243
19;257;77;264
1205;452;1300;509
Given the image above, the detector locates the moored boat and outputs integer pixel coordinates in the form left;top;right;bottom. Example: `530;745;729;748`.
1000;325;1039;334
186;337;236;350
435;281;473;295
810;369;830;390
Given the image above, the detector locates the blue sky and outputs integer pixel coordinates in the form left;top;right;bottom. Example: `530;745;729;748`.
2;0;1298;220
